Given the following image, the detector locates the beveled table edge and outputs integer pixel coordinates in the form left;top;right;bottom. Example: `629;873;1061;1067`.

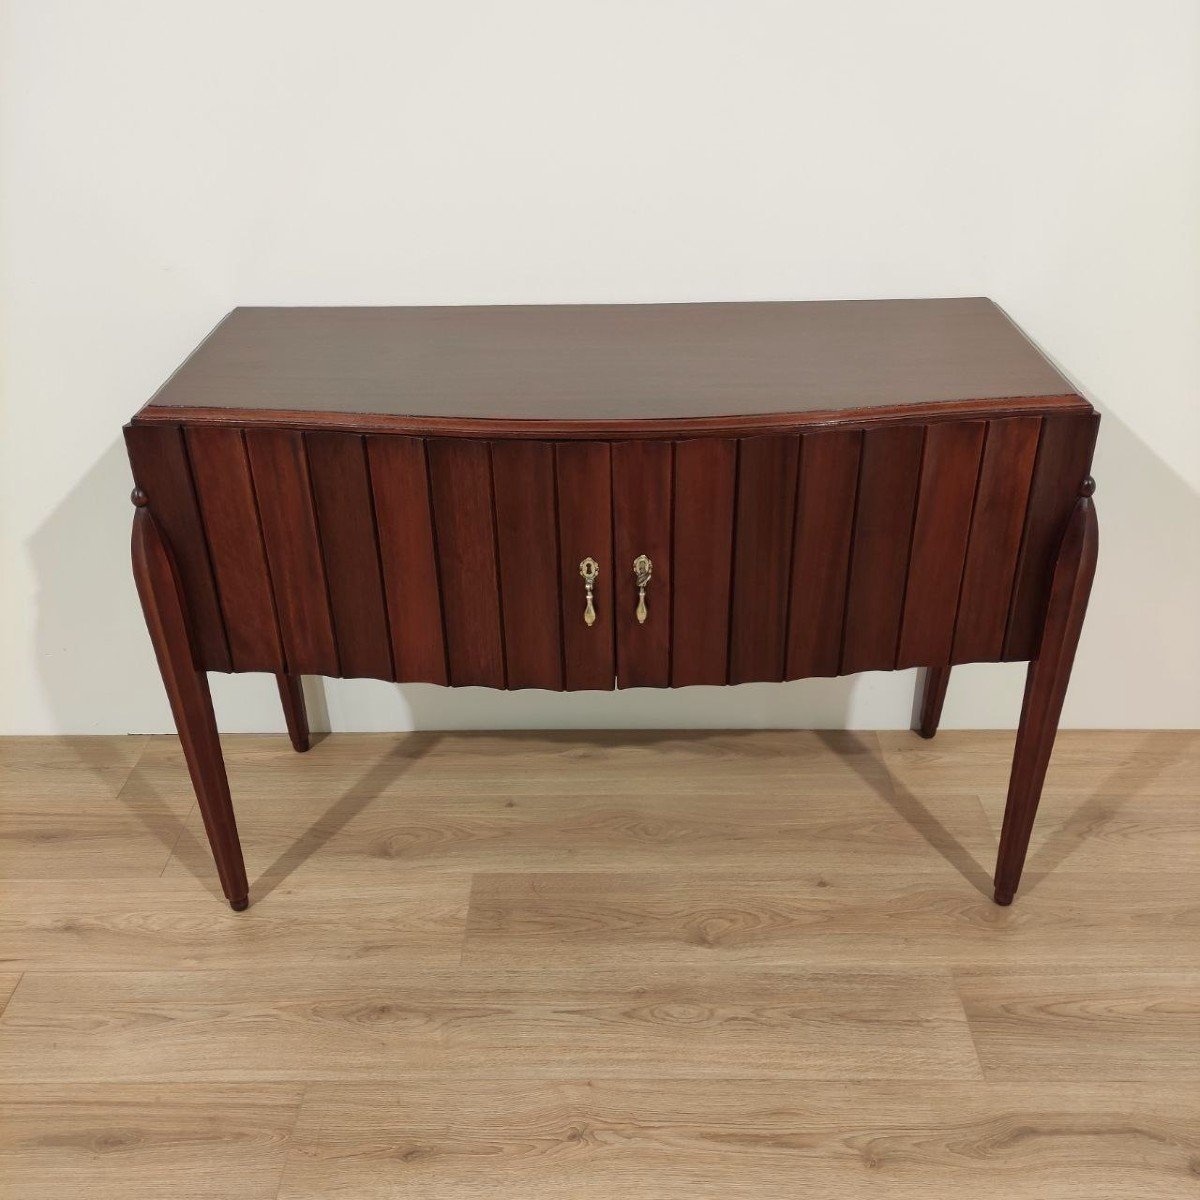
131;393;1092;440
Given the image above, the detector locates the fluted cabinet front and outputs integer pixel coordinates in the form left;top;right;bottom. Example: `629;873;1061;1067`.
125;411;1099;691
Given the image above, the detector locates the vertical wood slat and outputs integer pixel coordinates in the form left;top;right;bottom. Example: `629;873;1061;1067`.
245;429;339;676
305;431;394;680
952;416;1042;663
785;429;861;680
124;423;231;671
1004;412;1101;660
491;441;563;691
612;440;673;688
427;439;506;688
840;424;925;675
368;436;448;685
671;439;736;686
729;436;801;684
556;442;615;691
185;426;284;673
895;421;986;668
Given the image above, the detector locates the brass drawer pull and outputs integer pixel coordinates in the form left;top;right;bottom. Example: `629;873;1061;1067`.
579;557;599;627
633;554;652;624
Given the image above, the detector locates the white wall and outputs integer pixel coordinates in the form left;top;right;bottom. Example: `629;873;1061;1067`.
2;0;1197;735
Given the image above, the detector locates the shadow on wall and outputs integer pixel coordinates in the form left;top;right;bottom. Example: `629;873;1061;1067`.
27;404;1199;739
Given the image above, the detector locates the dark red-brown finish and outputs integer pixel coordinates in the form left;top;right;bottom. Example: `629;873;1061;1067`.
138;300;1078;427
245;429;339;676
124;423;231;672
994;479;1099;904
185;426;284;673
612;440;673;688
276;673;310;753
125;301;1100;910
785;429;862;680
895;421;985;668
491;441;564;691
840;425;925;675
913;665;951;739
131;495;248;909
952;416;1042;663
729;437;801;684
1004;412;1101;659
671;439;736;686
304;431;393;679
426;440;506;688
555;441;615;691
367;436;449;685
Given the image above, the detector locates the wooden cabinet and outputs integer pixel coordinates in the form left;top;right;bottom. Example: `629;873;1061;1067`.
124;299;1100;911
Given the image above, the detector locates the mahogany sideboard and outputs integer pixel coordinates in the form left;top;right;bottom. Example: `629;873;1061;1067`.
124;298;1099;910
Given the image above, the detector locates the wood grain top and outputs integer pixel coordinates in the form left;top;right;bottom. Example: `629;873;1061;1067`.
136;298;1087;436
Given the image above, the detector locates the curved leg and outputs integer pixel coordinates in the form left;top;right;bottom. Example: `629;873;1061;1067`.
131;489;249;911
993;478;1098;905
276;674;310;753
913;665;951;739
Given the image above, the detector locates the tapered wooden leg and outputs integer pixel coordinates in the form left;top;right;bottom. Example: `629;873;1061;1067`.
913;665;951;739
993;478;1099;905
131;490;249;911
276;674;311;752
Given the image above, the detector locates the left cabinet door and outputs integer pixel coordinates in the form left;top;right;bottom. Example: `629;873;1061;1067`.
421;438;617;692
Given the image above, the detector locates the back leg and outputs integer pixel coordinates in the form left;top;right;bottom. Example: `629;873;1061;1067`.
913;665;951;739
276;673;311;752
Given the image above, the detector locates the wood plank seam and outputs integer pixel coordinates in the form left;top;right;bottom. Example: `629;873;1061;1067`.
241;429;290;675
891;424;931;669
300;432;348;676
420;438;453;685
945;417;1000;666
836;438;868;675
551;445;569;693
1001;415;1051;660
607;441;619;688
360;436;398;682
485;443;510;690
186;426;285;673
779;434;806;681
665;440;677;689
177;424;235;671
722;438;742;687
250;429;340;676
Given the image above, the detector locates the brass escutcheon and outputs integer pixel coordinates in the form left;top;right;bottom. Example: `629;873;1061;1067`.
579;557;599;627
633;554;652;624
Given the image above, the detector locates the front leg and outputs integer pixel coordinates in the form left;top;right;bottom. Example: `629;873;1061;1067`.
131;489;249;910
993;478;1099;905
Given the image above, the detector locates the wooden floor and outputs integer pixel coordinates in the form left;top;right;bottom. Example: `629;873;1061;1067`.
1;728;1197;1198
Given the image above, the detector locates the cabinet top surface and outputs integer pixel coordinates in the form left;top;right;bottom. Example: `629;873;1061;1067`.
138;297;1086;434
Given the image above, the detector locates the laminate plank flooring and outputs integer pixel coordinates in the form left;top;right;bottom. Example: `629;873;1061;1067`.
1;729;1197;1197
276;1080;1200;1200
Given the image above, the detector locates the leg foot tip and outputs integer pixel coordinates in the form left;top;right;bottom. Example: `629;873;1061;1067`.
992;888;1014;906
229;897;249;912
